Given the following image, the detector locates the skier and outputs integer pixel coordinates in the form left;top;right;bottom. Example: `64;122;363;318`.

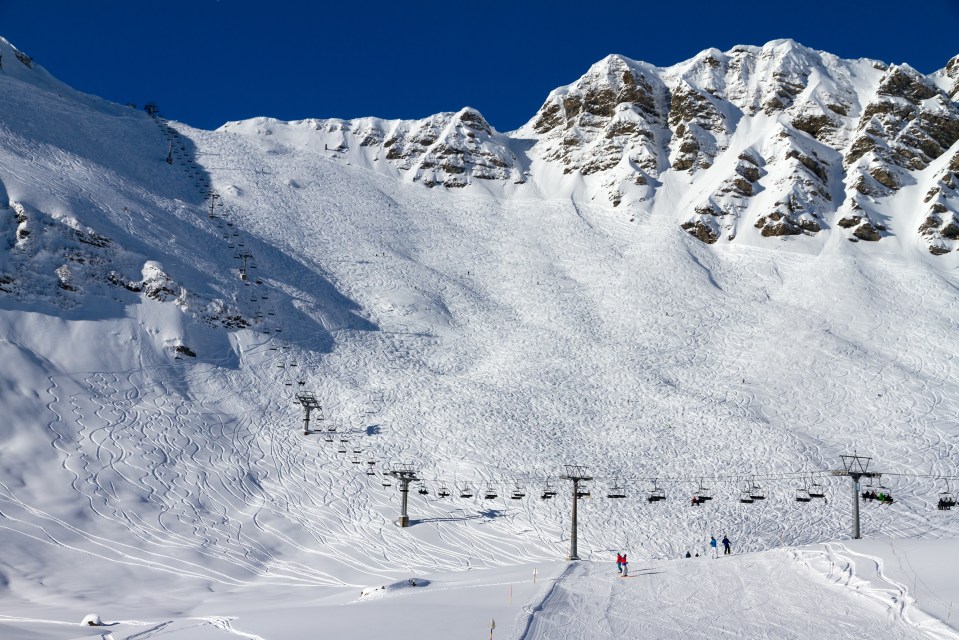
685;551;691;558
722;535;731;555
616;553;624;574
621;554;628;577
709;536;718;559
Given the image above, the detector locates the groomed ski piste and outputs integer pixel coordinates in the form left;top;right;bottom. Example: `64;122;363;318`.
0;37;958;638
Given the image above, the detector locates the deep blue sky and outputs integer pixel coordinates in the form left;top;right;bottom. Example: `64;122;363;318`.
2;1;958;132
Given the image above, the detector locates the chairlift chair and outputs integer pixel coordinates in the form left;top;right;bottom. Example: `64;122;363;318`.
938;488;956;510
607;482;627;499
749;482;766;501
808;479;826;499
337;443;347;454
795;487;812;503
739;490;754;504
382;476;392;488
541;482;557;500
696;480;713;501
484;485;498;500
351;454;362;464
575;484;591;499
417;483;429;496
323;433;334;443
648;480;666;503
437;486;451;498
459;484;473;499
510;486;526;500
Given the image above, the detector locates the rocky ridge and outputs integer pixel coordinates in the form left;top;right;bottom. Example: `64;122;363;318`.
261;40;959;255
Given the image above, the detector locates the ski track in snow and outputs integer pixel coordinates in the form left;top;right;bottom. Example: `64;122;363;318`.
516;553;956;640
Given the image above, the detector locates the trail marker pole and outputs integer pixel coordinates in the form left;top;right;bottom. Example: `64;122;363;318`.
294;392;321;435
561;465;592;561
832;453;880;540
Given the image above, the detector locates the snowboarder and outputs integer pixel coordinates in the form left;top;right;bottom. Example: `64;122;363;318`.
616;553;624;573
722;535;731;555
709;536;718;559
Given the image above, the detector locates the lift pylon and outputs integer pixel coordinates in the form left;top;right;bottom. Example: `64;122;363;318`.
294;392;321;435
386;463;419;528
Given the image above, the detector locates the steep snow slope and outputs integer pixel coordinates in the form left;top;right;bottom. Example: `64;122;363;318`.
0;35;958;637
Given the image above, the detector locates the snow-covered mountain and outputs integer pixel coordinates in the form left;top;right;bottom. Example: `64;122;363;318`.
1;34;959;639
228;39;959;254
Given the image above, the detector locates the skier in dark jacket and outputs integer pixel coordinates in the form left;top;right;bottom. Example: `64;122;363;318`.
722;535;731;555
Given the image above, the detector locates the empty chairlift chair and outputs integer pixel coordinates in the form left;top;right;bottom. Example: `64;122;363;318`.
647;480;666;503
484;484;498;500
607;481;627;499
510;485;526;500
808;478;826;499
575;483;591;499
739;482;754;504
795;486;812;503
459;484;474;499
749;480;766;501
541;482;557;500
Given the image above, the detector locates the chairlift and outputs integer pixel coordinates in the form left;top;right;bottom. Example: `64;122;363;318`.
483;485;498;500
510;486;526;500
323;433;334;443
541;482;557;500
938;487;956;510
351;454;362;464
417;483;429;496
808;478;826;499
795;487;812;503
382;476;392;488
575;484;591;499
437;486;451;498
366;467;376;476
739;488;754;504
607;482;627;499
459;484;473;499
749;481;766;501
648;480;666;503
696;479;713;501
337;442;347;454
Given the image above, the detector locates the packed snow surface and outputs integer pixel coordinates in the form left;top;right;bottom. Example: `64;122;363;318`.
0;35;957;638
